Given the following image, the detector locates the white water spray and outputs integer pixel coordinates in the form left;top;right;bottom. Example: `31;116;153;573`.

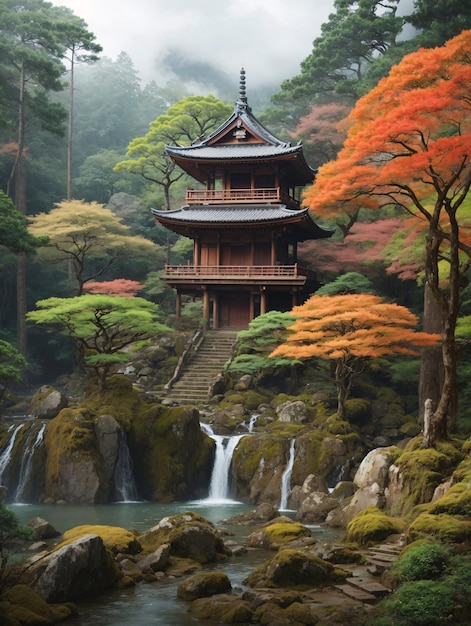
0;423;25;484
14;422;46;503
113;431;138;502
279;438;296;510
201;423;245;502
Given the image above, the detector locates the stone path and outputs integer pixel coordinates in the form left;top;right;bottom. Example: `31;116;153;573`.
335;541;402;604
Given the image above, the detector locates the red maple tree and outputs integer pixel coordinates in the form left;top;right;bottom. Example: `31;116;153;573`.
304;31;471;445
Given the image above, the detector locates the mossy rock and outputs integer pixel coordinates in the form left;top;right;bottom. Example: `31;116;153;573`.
191;595;253;623
394;439;464;513
429;482;471;516
344;398;371;425
61;525;141;555
3;584;77;624
253;601;317;625
244;548;347;588
407;512;471;543
344;506;405;546
177;571;232;600
247;520;311;549
400;421;422;437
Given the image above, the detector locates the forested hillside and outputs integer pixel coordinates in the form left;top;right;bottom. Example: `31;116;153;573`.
1;0;471;439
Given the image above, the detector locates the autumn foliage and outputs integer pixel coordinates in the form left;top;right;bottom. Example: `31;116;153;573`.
83;279;144;297
270;294;440;419
303;31;471;442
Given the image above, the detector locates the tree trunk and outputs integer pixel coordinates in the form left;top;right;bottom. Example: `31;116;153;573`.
67;55;75;200
418;282;444;424
15;157;28;356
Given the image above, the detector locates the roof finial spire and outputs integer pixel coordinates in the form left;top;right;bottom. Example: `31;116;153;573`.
236;67;250;113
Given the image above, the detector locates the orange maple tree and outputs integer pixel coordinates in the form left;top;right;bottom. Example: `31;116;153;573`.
270;294;440;421
304;30;471;445
83;279;144;297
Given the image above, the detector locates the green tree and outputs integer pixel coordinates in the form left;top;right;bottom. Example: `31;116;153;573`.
0;191;46;257
0;339;27;407
408;0;471;47
271;294;440;420
115;95;232;210
0;503;34;590
273;0;404;114
26;294;170;389
27;199;160;295
55;7;102;199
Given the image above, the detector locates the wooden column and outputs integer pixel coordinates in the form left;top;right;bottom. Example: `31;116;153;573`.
194;238;200;267
203;288;210;330
213;292;219;329
271;235;276;265
249;292;255;321
260;288;267;315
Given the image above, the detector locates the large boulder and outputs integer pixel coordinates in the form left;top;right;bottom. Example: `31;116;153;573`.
296;492;340;524
138;512;229;564
94;415;121;482
177;571;232;601
246;518;312;550
31;386;68;419
276;400;309;423
26;517;60;540
25;534;122;602
244;548;346;588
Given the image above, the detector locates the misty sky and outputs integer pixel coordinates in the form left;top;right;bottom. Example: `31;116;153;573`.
51;0;337;90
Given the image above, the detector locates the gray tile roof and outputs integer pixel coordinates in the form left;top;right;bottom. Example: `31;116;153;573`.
166;143;303;160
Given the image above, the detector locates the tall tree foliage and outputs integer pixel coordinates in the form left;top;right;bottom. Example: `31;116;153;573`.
304;31;471;446
27;200;160;295
26;294;170;389
271;294;440;420
115;95;233;210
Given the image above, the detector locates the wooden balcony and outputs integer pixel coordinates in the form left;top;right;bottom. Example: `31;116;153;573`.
186;187;299;207
162;263;317;286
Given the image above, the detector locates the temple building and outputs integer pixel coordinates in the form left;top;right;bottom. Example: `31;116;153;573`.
153;69;333;329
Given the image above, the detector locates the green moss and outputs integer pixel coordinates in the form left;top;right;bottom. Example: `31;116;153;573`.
263;522;311;546
344;506;405;546
394;439;464;513
429;483;471;516
407;513;471;543
61;524;141;555
345;398;371;424
3;584;77;624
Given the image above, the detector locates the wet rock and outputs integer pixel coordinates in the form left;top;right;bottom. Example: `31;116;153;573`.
190;594;253;623
177;571;232;600
25;534;122;602
31;385;68;419
137;543;171;573
27;516;60;539
138;512;229;564
94;414;120;482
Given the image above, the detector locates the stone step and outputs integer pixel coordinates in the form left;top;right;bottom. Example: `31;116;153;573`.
366;551;399;564
346;577;391;598
335;584;376;603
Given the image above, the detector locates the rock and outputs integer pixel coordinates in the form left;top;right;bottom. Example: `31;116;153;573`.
276;400;309;423
1;584;78;625
25;534;122;602
296;492;340;523
27;517;60;539
62;525;141;555
354;447;398;491
289;473;329;509
138;512;229;564
330;481;356;500
244;548;346;588
177;571;232;600
94;415;120;482
137;543;171;573
190;594;253;623
246;519;311;549
31;385;68;419
248;502;279;522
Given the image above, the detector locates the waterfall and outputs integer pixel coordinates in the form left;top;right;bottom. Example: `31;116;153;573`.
243;414;258;433
201;423;245;502
279;438;296;511
0;423;26;484
113;431;138;502
14;422;46;503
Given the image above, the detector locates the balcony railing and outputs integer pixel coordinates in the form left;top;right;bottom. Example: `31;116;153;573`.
185;187;299;207
163;264;316;280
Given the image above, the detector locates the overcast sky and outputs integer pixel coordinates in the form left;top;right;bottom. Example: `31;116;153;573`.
51;0;336;90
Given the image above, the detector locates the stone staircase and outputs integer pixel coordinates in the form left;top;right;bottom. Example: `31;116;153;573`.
162;330;238;406
335;542;402;604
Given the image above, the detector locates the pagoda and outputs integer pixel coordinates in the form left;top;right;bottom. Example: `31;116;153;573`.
153;69;333;329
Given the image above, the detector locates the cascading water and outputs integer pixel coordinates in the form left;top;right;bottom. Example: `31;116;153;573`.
201;423;245;502
0;423;24;483
14;422;46;503
243;414;258;433
113;431;138;502
279;438;296;511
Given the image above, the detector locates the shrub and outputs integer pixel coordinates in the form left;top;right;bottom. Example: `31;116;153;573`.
391;542;451;583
